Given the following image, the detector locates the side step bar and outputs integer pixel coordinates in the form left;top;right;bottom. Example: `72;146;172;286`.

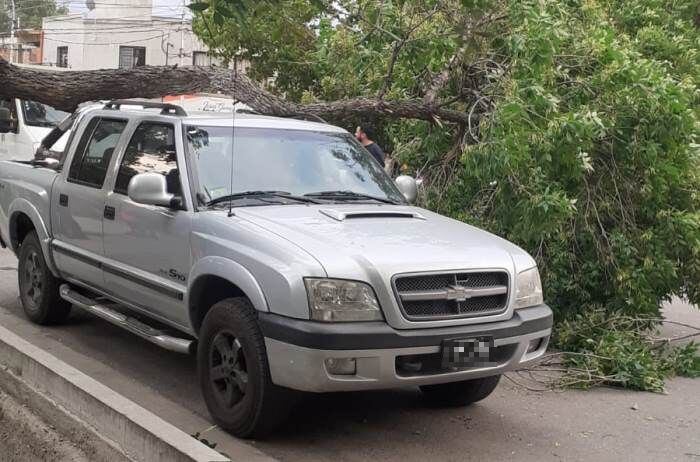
59;284;193;354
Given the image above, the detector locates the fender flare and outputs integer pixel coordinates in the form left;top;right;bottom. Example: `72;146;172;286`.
187;256;269;325
8;198;60;276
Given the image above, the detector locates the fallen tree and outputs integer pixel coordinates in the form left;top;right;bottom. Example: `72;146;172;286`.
0;57;473;125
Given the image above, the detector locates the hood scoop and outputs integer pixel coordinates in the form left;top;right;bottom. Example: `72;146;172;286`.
319;208;426;222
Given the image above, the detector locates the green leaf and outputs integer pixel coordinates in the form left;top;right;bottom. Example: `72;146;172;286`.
187;2;209;12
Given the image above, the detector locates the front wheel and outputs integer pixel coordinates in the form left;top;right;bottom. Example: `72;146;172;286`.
18;231;71;325
197;297;298;438
420;375;501;407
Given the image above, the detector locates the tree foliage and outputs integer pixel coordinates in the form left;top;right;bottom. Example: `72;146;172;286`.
441;0;700;318
0;0;67;32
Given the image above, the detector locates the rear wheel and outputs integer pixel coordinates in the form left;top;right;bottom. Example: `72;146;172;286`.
17;232;71;325
420;375;501;407
197;297;297;438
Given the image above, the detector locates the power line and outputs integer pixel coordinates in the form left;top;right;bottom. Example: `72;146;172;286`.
40;11;188;24
29;22;192;32
0;21;194;34
44;31;165;44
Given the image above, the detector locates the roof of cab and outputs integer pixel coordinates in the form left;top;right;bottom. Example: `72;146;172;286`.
94;101;347;133
180;111;347;133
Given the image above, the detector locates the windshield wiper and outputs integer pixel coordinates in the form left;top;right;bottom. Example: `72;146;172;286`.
207;191;319;207
304;190;399;205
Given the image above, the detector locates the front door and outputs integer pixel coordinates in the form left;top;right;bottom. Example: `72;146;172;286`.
52;115;128;288
103;121;192;328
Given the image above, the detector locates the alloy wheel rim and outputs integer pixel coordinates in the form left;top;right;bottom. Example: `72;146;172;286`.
22;250;43;309
210;331;249;409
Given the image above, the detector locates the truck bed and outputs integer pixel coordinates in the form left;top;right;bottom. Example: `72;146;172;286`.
0;160;60;250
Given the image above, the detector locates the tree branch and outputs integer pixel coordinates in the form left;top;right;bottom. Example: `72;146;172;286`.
0;58;474;125
422;13;506;105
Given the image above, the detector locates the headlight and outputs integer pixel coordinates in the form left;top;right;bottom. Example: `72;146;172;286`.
513;267;543;309
305;278;383;322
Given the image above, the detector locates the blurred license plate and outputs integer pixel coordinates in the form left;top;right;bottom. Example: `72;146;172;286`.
442;337;493;368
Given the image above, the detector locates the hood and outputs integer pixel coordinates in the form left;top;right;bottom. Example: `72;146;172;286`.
235;204;534;280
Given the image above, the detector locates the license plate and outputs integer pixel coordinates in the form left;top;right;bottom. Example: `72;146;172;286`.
441;337;494;368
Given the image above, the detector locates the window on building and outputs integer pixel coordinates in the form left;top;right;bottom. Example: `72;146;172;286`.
114;122;181;196
118;46;146;69
192;51;222;67
192;51;209;67
68;117;127;188
57;46;68;68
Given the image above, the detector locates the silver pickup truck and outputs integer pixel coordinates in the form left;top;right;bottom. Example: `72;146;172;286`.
0;100;552;438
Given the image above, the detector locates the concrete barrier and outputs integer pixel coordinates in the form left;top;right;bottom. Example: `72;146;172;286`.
0;323;230;462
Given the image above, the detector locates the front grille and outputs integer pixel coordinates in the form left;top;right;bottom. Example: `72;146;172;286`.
393;271;509;321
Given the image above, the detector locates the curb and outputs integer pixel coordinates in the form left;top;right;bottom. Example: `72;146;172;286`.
0;323;230;462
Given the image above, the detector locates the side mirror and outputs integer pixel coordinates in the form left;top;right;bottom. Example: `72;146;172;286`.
0;107;14;134
395;175;418;204
128;172;181;209
32;157;60;169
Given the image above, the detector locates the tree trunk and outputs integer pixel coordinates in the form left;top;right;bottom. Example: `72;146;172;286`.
0;58;472;125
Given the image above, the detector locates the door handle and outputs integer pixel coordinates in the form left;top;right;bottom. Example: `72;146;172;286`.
59;194;68;207
104;206;116;220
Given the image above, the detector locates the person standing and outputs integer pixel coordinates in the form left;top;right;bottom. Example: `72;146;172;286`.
355;125;385;166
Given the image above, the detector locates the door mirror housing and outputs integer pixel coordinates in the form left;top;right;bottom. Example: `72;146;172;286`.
0;107;15;134
32;157;60;169
128;172;182;209
395;175;418;204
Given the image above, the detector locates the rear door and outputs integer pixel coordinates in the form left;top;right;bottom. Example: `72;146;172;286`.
52;115;128;288
102;120;193;327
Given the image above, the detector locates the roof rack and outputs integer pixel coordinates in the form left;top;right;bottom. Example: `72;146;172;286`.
104;99;188;116
235;108;327;124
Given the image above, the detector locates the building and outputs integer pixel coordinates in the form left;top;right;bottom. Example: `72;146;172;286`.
41;0;217;70
0;29;44;65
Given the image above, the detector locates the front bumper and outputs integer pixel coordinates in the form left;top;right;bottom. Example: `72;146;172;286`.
260;304;552;392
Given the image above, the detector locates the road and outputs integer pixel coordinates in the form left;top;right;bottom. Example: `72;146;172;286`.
0;248;698;461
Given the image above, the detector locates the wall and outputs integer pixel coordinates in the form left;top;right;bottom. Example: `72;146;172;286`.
42;15;211;70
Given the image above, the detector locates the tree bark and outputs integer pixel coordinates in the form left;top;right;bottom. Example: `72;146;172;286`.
0;58;472;125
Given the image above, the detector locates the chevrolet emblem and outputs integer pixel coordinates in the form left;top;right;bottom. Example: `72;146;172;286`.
446;284;474;302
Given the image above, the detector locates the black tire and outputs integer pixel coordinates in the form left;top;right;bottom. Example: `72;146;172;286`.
17;231;71;325
197;297;297;438
420;375;501;407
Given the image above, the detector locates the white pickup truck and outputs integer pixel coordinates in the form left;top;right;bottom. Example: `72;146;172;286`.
0;98;70;161
0;100;552;438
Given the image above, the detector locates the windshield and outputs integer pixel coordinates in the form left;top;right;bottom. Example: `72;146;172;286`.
20;100;69;128
186;126;405;205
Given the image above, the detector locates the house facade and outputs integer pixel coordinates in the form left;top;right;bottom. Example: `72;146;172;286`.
0;29;43;65
41;0;216;70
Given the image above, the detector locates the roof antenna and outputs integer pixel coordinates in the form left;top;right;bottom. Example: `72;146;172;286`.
228;59;238;218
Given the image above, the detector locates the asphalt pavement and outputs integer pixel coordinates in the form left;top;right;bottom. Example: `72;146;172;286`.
0;248;697;461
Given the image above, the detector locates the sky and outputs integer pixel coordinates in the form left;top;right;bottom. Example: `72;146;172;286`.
63;0;188;19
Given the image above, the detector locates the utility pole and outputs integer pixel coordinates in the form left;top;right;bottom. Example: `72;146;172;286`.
179;0;186;105
179;0;185;67
9;0;16;64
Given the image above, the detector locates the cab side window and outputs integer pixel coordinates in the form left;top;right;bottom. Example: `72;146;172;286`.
68;117;127;188
114;122;181;196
